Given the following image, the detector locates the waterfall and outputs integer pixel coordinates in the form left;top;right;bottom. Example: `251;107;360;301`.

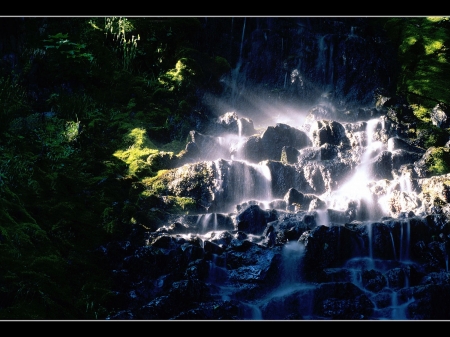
228;18;247;110
329;40;334;89
324;117;387;220
316;34;335;92
281;241;305;285
390;231;398;261
239;18;246;60
399;220;410;262
237;118;243;139
248;161;273;207
242;303;263;319
316;35;327;83
106;18;450;320
214;213;219;231
196;213;213;233
399;172;413;194
367;223;373;261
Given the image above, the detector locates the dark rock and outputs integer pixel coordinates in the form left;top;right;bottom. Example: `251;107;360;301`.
361;269;387;292
319;268;352;283
309;120;348;147
171;300;243;320
385;267;409;290
187;130;232;161
281;145;299;164
303;225;366;280
320;143;339;160
260;123;311;161
259;286;315;319
406;284;450;319
235;204;269;235
369;150;393;180
388;137;426;154
167;222;189;234
431;104;450;128
314;282;374;319
238;135;264;163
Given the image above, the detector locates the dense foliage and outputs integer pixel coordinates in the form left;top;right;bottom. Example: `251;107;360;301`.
0;16;449;319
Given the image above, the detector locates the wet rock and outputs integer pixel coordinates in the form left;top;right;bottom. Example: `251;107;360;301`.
187;130;233;161
240;123;311;163
268;199;287;210
185;259;210;280
361;269;387;292
391;149;424;170
320;268;352;283
238;135;264;163
203;240;224;255
235;204;268;235
135;279;213;319
167;222;189;234
226;242;282;286
309;120;348;147
369;150;393;180
259;286;316;319
281;145;299;164
171;300;243;320
263;214;311;246
149;235;177;249
314;282;374;319
320;143;339;160
388;137;426;154
406;284;450;319
209;230;234;247
303;225;366;280
430;104;450;129
385;267;409;290
261;123;311;161
210;111;256;137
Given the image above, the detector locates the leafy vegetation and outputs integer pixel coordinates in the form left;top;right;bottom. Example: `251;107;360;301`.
425;147;450;176
384;17;450;115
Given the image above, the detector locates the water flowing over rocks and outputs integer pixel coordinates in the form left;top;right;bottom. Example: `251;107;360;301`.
101;103;450;320
216;18;397;115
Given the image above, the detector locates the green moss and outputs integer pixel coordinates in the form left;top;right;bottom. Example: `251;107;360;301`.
113;127;159;177
158;58;199;91
146;151;178;172
414;122;450;148
411;104;432;122
167;196;197;213
141;169;170;196
426;147;450;175
160;139;186;154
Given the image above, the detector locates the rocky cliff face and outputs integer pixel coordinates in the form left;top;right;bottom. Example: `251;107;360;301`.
94;18;450;320
102;97;450;319
212;18;397;119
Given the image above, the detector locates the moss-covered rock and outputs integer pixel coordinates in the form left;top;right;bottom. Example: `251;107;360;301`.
113;127;159;177
415;147;450;178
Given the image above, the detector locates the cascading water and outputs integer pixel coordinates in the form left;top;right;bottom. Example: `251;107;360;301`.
399;220;411;262
280;241;305;285
324;117;387;220
104;17;450;321
175;110;430;319
229;18;247;109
